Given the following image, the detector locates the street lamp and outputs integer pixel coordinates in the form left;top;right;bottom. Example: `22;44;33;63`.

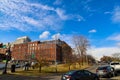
55;35;58;73
2;44;11;74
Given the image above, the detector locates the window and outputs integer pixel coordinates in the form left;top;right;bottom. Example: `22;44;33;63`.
76;71;84;76
66;70;76;75
83;70;91;76
111;63;120;65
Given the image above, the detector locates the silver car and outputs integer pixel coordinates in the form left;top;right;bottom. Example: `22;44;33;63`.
96;66;114;78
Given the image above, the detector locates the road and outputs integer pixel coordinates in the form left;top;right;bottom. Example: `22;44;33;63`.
86;65;120;80
39;65;120;80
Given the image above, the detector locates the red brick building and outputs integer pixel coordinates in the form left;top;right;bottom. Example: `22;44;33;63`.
12;39;72;63
12;41;38;60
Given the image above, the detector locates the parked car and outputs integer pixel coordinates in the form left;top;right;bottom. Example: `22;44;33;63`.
0;63;5;70
61;69;99;80
15;63;24;68
96;66;114;78
109;62;120;72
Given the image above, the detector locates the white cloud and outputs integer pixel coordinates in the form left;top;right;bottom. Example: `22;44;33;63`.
89;29;97;33
55;8;68;20
23;16;39;26
112;6;120;23
40;32;73;47
82;0;92;4
107;34;120;41
69;15;85;22
116;42;120;47
0;0;69;31
61;34;74;47
54;0;62;5
39;31;50;39
0;0;84;31
52;33;61;40
30;3;54;11
81;0;95;12
77;15;85;21
51;33;73;47
104;11;111;14
88;47;120;60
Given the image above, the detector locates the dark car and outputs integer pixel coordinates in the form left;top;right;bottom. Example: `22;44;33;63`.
61;70;99;80
96;66;114;78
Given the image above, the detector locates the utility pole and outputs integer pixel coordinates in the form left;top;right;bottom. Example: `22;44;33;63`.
55;35;58;73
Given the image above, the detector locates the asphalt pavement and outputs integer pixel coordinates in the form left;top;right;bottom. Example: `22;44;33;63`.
86;64;120;80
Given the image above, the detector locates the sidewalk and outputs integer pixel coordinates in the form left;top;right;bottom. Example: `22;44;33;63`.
0;67;20;74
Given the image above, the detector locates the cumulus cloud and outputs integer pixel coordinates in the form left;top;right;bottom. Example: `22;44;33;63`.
89;29;97;33
52;33;61;40
39;31;50;39
112;6;120;23
39;32;73;47
88;47;120;60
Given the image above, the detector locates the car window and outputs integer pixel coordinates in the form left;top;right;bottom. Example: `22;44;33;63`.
76;71;84;76
65;70;76;75
107;66;111;71
97;66;107;70
83;70;91;76
111;63;120;65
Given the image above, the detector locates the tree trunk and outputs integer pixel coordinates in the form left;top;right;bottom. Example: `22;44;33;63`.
78;62;81;68
39;65;42;73
68;65;71;70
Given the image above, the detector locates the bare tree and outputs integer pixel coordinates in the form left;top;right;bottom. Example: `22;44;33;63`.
112;53;120;58
100;56;113;62
87;55;96;65
72;35;89;66
112;53;120;61
66;54;75;70
36;49;48;73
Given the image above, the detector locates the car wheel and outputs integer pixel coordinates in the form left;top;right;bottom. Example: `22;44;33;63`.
108;74;111;78
112;72;115;77
98;75;101;78
94;77;99;80
115;72;118;76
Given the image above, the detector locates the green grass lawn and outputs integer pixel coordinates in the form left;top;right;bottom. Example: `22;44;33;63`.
4;63;89;77
0;63;93;80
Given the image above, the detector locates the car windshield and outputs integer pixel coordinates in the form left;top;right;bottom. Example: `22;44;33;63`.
65;70;76;75
97;66;108;70
111;63;120;65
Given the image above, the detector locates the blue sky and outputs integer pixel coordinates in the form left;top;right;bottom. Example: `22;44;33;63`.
0;0;120;60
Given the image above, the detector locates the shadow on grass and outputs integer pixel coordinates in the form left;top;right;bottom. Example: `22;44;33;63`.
0;73;59;80
0;69;62;80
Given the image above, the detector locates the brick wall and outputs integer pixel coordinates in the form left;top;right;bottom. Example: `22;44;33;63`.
11;40;71;63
